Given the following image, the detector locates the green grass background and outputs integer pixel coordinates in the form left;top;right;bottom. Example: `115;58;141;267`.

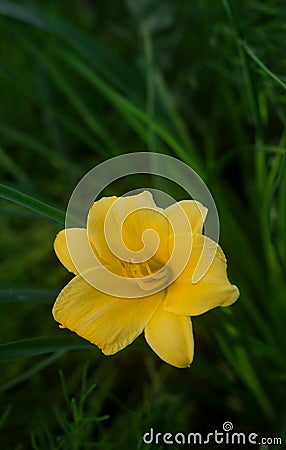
0;1;285;449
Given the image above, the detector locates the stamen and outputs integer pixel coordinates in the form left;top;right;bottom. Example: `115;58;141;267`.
119;259;171;292
136;266;171;292
144;262;153;276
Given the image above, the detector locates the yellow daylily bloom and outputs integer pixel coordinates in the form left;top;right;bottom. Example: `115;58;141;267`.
53;191;239;368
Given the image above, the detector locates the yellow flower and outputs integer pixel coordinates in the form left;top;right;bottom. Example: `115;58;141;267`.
52;191;239;368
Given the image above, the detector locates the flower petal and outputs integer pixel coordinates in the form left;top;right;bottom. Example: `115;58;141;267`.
144;303;194;368
87;191;169;267
52;269;165;354
165;233;239;316
87;196;118;266
165;200;207;235
54;228;99;275
121;203;169;266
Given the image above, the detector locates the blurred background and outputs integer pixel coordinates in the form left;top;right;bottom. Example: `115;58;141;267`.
0;1;285;449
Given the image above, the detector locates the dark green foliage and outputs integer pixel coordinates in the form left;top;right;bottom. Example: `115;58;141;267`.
0;1;285;448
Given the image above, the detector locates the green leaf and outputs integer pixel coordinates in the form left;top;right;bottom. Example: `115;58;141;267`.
0;145;33;188
0;62;101;152
222;0;266;194
242;41;286;92
0;124;80;176
21;40;119;156
0;336;94;363
0;1;139;100
0;289;57;304
0;184;65;224
0;1;46;27
58;50;202;172
0;352;63;393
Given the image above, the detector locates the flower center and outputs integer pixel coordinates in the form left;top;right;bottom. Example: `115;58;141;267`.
119;260;171;292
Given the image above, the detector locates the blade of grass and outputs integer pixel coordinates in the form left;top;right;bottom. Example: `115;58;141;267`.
143;29;171;193
278;162;286;267
0;1;46;27
21;39;119;155
0;5;201;166
0;124;80;176
0;336;93;363
58;49;203;173
218;307;282;363
0;206;44;219
0;1;141;101
0;352;64;393
262;152;284;267
216;332;274;418
143;29;156;154
0;405;11;429
0;184;65;224
156;72;196;155
0;63;102;153
242;41;286;92
0;288;57;304
222;0;266;194
0;145;33;188
35;63;66;157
